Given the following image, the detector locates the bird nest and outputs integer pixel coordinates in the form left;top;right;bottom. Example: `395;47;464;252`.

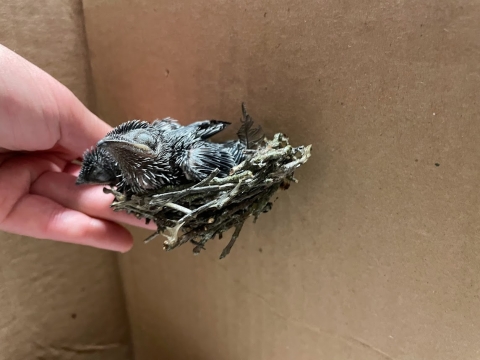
103;132;312;259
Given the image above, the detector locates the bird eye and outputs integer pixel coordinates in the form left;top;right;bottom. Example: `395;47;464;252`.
135;133;156;149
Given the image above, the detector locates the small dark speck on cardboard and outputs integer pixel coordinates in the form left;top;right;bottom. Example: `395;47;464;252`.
341;102;344;105
287;8;290;12
258;248;263;253
435;163;440;167
71;313;77;319
264;12;267;17
265;87;268;90
165;69;170;77
415;159;418;162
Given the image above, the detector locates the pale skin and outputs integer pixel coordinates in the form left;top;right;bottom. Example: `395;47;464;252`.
0;44;155;252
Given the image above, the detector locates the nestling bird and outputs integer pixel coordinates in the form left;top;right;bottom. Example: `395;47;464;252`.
77;103;263;196
96;118;239;194
76;118;183;194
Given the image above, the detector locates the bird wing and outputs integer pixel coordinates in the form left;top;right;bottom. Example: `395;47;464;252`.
221;140;247;165
179;143;236;181
175;120;231;142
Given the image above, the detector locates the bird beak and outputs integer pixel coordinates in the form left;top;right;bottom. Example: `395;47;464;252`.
97;139;153;153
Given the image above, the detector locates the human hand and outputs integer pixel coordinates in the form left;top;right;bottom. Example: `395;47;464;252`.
0;44;155;252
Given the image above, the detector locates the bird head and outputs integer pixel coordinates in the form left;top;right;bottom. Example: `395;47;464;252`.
76;147;119;186
97;121;159;164
96;120;168;192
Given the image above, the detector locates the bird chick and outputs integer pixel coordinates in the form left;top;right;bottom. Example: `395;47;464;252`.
76;147;120;187
95;104;264;195
96;120;174;194
76;119;161;192
97;119;239;194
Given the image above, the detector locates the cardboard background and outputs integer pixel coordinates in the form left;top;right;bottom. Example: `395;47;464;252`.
83;0;480;359
0;1;132;359
0;0;479;359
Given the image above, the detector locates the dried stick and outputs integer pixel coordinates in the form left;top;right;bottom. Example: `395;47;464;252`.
219;221;245;259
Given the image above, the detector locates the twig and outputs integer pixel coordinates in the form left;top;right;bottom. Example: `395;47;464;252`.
163;202;192;214
215;180;243;208
144;230;161;244
219;221;245;259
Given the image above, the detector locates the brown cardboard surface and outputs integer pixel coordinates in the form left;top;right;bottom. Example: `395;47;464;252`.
0;1;132;359
83;0;480;359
